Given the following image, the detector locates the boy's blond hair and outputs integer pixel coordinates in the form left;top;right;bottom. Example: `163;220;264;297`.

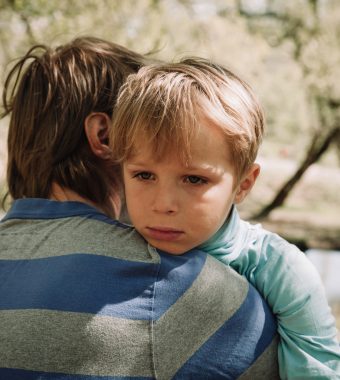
110;58;264;181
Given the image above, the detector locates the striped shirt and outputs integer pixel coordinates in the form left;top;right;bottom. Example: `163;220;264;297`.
0;198;279;379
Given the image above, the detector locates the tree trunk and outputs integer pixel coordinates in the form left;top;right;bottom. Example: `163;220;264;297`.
253;126;340;220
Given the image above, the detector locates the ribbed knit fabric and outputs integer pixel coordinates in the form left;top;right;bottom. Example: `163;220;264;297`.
0;199;279;379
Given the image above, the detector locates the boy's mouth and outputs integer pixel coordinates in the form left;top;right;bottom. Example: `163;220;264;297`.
145;226;184;241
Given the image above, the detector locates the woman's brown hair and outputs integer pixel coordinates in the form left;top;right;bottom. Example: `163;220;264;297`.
2;36;147;208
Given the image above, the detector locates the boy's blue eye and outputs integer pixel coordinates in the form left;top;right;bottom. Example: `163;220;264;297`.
135;172;153;180
186;176;206;184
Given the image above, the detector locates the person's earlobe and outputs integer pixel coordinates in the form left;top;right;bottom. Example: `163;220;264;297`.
234;163;261;204
85;112;112;160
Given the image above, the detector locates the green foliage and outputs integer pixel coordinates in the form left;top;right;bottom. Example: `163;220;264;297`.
0;0;339;160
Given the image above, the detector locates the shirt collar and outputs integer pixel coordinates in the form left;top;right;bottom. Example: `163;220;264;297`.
1;198;108;221
198;205;242;261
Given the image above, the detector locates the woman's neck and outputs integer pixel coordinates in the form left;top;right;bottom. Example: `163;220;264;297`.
49;182;120;219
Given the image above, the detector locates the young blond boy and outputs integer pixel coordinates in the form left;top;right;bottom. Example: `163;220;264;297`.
110;58;340;379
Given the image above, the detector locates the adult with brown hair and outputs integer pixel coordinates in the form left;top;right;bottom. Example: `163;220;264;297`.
0;37;279;379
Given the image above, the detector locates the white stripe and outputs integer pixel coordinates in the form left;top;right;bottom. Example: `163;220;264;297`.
0;309;153;377
0;217;159;263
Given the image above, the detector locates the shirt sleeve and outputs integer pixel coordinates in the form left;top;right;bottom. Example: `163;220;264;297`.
204;220;340;379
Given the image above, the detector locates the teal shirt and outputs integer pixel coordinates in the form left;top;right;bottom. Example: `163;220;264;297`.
199;206;340;379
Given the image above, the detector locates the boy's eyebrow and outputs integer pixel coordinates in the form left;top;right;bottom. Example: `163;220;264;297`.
126;160;224;175
126;160;213;169
124;160;154;167
184;164;224;174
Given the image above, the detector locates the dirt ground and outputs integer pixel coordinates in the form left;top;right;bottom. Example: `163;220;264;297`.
238;155;340;250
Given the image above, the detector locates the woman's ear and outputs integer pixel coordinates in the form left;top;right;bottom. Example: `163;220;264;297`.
234;163;261;204
85;112;112;159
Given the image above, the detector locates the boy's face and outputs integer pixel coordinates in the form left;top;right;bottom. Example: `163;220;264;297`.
123;118;258;255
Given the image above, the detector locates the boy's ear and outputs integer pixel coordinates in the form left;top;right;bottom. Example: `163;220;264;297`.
84;112;112;159
234;163;260;204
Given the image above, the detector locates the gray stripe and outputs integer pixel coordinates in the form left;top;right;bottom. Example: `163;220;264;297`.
153;255;249;379
237;336;280;379
0;309;153;377
0;217;159;263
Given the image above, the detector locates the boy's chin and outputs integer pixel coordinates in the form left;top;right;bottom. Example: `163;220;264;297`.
149;241;192;256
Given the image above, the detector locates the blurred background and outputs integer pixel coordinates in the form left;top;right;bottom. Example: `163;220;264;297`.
0;0;339;335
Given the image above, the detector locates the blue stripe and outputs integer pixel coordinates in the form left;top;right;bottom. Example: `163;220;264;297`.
0;368;153;380
153;250;207;319
173;285;277;379
0;254;156;319
0;251;206;320
2;199;103;220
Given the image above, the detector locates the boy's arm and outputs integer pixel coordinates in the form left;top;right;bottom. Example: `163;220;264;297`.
243;239;340;379
200;214;340;379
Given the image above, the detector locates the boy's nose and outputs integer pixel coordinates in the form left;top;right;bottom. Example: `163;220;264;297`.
151;186;179;214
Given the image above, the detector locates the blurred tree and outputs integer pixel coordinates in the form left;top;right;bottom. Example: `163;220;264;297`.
234;0;340;219
0;0;283;124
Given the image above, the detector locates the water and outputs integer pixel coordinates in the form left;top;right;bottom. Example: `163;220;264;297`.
306;249;340;303
306;249;340;340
